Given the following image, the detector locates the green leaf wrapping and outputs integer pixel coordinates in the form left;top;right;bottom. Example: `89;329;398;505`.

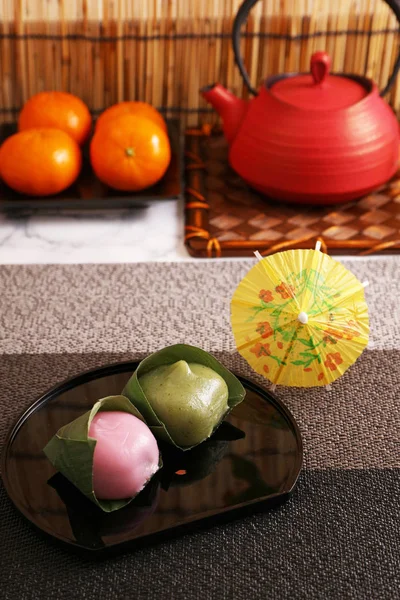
43;395;161;513
122;344;246;450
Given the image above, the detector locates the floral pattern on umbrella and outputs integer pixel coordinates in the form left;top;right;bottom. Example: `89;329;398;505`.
231;249;369;387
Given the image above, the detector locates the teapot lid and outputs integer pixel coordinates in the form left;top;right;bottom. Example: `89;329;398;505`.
268;52;369;110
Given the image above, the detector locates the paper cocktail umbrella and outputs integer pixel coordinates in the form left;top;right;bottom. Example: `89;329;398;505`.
231;247;369;388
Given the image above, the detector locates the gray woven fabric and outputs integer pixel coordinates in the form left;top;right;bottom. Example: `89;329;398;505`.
1;258;399;469
0;258;399;354
1;469;399;600
0;258;399;599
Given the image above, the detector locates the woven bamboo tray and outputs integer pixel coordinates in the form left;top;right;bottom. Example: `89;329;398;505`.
184;127;400;258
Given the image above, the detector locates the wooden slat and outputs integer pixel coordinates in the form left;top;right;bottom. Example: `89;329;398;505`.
0;0;398;126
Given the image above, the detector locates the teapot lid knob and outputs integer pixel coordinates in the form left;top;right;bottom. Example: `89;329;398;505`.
269;49;368;110
311;52;331;84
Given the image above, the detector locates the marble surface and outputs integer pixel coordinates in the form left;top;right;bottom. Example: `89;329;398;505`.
0;199;396;264
0;200;191;264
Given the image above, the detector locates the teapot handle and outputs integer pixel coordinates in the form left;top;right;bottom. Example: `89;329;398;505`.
232;0;400;97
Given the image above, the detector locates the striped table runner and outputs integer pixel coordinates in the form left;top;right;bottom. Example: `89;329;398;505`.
0;258;399;600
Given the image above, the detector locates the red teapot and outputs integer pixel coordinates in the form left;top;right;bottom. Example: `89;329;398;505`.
201;0;400;205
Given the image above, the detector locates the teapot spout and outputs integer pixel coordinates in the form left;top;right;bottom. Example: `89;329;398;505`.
201;83;247;144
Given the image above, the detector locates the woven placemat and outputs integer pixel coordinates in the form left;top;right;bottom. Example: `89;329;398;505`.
0;260;399;599
184;127;400;258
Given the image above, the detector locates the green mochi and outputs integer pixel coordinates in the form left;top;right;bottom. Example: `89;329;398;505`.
138;361;229;447
122;344;246;450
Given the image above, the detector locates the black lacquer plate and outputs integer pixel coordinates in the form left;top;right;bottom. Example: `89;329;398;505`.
1;362;303;558
0;119;182;211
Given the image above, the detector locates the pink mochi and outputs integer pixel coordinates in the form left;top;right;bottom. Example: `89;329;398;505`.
89;411;159;500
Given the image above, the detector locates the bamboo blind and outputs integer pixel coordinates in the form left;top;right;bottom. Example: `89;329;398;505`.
0;0;399;127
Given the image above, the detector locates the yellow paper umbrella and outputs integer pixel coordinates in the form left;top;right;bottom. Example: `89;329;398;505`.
231;248;369;387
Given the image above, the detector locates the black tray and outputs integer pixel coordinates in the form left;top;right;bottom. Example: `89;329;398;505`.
0;120;182;211
1;361;303;558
